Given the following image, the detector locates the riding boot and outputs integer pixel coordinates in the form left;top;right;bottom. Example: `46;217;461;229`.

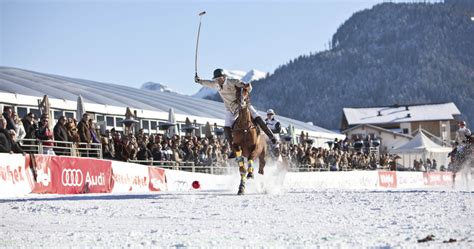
224;127;236;159
254;117;277;144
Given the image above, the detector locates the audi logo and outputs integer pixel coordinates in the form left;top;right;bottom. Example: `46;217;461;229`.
62;169;83;187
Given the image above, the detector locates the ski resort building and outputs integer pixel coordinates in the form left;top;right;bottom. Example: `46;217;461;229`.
341;102;462;146
0;67;344;147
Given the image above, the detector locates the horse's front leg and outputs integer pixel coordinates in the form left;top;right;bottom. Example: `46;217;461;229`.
247;159;254;179
236;150;246;195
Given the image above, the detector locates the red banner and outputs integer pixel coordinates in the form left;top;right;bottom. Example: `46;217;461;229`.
28;155;113;194
148;167;167;191
378;171;397;188
25;154;55;194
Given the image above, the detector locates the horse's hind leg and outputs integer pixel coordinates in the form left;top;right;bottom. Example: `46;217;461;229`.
258;151;266;175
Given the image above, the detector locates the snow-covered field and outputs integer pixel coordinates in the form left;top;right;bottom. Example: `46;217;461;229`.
1;187;472;248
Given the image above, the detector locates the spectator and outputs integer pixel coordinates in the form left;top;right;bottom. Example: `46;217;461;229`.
54;116;69;142
88;119;100;144
2;106;15;130
137;142;152;161
0;117;24;153
21;112;38;140
101;130;115;159
36;116;54;155
53;116;69;155
12;111;26;144
113;132;124;161
152;143;164;161
77;113;92;143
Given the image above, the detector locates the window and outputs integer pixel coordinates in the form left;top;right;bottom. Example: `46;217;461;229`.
29;108;41;120
115;117;124;127
65;112;75;119
403;128;409;134
54;110;62;120
142;120;149;129
96;115;104;123
150;121;157;130
106;116;114;126
16;107;28;119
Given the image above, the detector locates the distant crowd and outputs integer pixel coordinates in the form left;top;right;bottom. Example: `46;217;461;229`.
0;105;465;172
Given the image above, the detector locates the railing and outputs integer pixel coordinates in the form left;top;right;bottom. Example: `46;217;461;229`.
19;139;103;159
287;164;353;172
127;160;237;175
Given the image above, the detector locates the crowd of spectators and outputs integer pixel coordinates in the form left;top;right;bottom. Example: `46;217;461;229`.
0;105;451;172
101;128;231;167
279;137;400;171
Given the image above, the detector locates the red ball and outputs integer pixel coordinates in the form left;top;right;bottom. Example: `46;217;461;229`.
192;180;200;189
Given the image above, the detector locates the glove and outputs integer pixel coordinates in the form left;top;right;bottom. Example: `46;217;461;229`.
194;75;200;83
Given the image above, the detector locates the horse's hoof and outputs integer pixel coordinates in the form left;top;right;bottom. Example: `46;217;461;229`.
237;187;245;195
247;172;254;179
258;169;264;175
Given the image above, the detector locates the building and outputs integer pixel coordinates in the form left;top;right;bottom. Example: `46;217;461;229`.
0;66;344;146
342;124;413;152
341;103;461;145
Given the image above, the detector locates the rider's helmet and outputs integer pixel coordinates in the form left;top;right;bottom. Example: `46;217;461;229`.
459;121;466;127
213;68;227;79
266;109;275;115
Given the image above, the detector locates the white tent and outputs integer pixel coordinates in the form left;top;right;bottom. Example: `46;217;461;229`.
390;130;452;170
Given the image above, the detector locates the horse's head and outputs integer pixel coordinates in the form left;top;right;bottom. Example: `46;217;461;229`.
234;86;252;130
239;86;250;109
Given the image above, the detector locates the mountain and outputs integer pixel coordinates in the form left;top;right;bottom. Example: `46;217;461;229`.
140;81;179;94
192;69;267;101
251;1;474;130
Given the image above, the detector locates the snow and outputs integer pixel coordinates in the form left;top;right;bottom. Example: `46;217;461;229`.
191;87;218;99
1;189;472;247
1;165;473;248
241;69;267;82
343;102;461;125
140;81;179;94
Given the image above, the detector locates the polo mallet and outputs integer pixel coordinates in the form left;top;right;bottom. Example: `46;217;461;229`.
195;11;206;78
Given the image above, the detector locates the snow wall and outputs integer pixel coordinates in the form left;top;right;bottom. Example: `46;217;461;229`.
0;154;460;198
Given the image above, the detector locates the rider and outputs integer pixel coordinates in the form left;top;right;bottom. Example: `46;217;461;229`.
195;69;277;158
265;109;281;141
455;121;471;145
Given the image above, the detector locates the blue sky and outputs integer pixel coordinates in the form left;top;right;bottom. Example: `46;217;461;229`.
1;0;426;95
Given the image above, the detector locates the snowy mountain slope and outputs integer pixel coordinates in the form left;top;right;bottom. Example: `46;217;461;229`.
140;81;179;94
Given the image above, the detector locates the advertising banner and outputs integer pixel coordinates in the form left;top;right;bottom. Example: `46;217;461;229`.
423;172;453;186
111;161;151;193
0;154;31;197
28;155;113;194
148;166;167;192
378;171;397;188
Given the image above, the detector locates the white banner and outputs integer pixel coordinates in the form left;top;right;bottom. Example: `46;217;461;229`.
0;153;31;197
111;161;150;193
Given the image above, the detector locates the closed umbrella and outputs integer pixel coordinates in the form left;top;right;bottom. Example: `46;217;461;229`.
76;95;86;121
38;95;52;129
168;108;177;137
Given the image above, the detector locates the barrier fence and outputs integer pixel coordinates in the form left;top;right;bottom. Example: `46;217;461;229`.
19;139;102;159
127;160;236;175
0;153;462;198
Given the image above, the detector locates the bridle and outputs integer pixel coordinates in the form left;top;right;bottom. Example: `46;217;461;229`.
233;87;255;133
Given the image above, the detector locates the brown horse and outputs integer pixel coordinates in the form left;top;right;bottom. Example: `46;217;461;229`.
232;87;267;195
